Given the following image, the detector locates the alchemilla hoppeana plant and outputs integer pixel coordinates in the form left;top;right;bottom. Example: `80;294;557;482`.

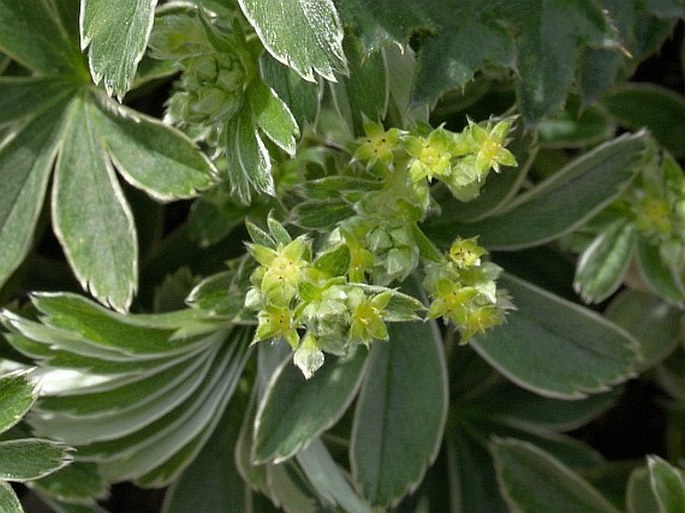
0;1;684;512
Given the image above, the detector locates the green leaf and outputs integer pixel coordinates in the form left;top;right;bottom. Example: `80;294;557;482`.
80;0;157;98
603;83;685;158
491;438;621;513
342;36;388;133
605;291;681;370
537;104;616;148
508;1;621;124
0;0;83;75
88;95;217;201
0;77;75;126
296;439;374;513
0;371;36;434
225;107;273;204
351;320;448;507
648;456;685;513
161;402;247;513
253;348;366;464
0;101;66;290
0;482;23;513
635;239;685;303
470;380;619;432
574;221;636;304
260;55;321;128
472;274;641;399
250;81;300;156
335;0;434;54
437;132;647;250
31;462;108;503
0;439;72;482
237;0;347;81
628;467;662;513
52;94;137;311
412;7;515;109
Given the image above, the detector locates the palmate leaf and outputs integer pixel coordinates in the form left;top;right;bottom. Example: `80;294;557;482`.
237;0;347;82
80;0;158;99
648;456;685;513
337;0;623;124
0;1;217;311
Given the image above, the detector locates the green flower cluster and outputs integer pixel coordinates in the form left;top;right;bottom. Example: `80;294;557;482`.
356;118;517;202
423;237;513;342
328;117;517;286
244;217;423;378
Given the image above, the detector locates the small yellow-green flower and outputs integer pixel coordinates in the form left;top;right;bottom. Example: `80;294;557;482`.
467;118;517;175
349;290;391;344
354;120;402;167
254;304;300;349
449;237;487;268
404;128;455;182
461;305;506;342
248;236;310;305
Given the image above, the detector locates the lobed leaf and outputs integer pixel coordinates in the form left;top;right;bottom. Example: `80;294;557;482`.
472;274;641;399
250;81;300;156
574;221;636;304
80;0;158;98
31;461;109;503
237;0;347;82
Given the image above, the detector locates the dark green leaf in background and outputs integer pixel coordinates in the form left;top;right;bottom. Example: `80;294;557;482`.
491;438;622;513
0;0;83;75
80;0;157;98
635;239;685;304
351;319;448;507
605;290;681;371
